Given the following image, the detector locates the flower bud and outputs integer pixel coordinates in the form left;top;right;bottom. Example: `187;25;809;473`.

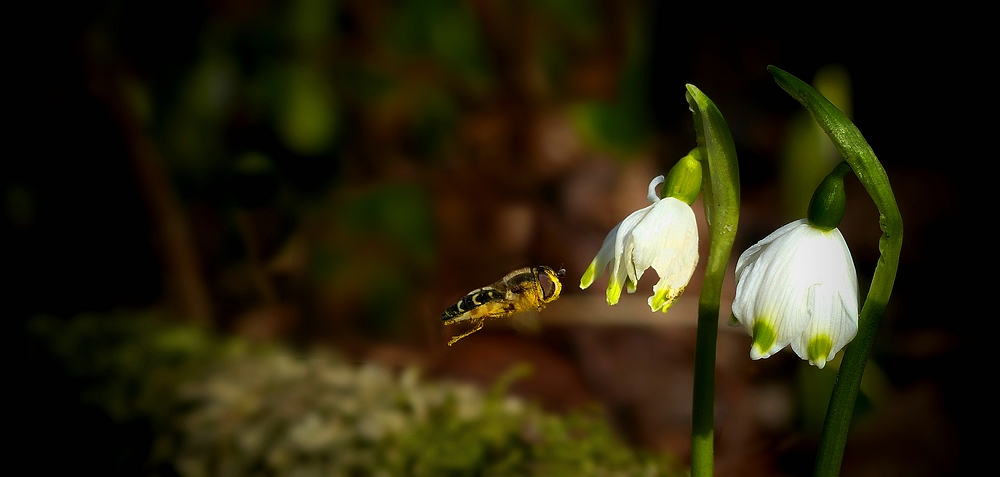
662;149;703;205
807;161;851;231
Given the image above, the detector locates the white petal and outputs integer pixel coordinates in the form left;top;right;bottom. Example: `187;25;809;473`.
732;220;808;335
734;221;817;359
732;220;860;366
607;203;655;304
789;228;859;368
623;172;666;289
626;198;699;312
734;219;806;284
580;221;622;290
764;226;817;347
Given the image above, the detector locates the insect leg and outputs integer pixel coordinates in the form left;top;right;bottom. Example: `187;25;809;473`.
447;317;486;346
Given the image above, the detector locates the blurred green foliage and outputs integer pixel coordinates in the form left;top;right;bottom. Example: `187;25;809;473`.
571;53;654;157
279;62;340;155
92;0;662;342
780;65;852;220
385;0;493;88
29;313;228;423
306;183;436;336
143;0;654;194
32;314;680;476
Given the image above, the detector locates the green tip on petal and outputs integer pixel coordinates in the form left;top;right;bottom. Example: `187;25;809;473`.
580;262;597;290
606;279;622;305
649;287;678;313
807;334;834;369
727;313;740;327
625;276;637;294
751;320;777;358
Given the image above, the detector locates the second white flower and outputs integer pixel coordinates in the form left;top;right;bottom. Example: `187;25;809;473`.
730;219;859;368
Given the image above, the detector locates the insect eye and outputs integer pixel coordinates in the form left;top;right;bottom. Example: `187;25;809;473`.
538;271;556;299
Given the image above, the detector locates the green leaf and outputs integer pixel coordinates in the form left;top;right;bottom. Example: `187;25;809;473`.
768;65;903;477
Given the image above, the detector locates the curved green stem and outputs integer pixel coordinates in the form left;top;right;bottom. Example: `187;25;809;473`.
768;66;903;477
685;84;741;477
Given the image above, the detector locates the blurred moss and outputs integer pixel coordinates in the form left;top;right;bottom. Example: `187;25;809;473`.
32;314;681;476
28;313;232;424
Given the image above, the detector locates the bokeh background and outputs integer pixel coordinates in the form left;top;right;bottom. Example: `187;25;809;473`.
10;1;973;476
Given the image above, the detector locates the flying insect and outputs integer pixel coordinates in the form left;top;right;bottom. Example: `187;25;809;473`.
441;265;566;346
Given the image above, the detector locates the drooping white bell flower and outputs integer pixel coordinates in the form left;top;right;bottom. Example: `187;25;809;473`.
580;175;699;312
730;219;859;369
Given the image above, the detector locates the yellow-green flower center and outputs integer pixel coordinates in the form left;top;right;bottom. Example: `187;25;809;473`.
650;286;681;312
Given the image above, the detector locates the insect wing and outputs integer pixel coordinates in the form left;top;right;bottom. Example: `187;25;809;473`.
509;309;543;335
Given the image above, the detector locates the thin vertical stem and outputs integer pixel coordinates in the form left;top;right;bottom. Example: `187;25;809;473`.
685;85;741;477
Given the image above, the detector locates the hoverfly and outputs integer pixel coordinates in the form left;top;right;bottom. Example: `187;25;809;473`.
441;265;566;346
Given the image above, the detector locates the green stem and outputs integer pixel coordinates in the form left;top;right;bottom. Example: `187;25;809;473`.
685;85;741;477
768;66;903;477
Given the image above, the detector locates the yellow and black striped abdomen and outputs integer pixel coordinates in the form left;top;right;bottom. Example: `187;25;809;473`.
441;287;510;323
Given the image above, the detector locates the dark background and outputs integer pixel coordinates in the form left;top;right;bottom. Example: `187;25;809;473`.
10;1;975;475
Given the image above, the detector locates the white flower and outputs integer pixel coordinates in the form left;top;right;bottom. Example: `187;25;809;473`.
579;175;699;312
730;219;859;369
